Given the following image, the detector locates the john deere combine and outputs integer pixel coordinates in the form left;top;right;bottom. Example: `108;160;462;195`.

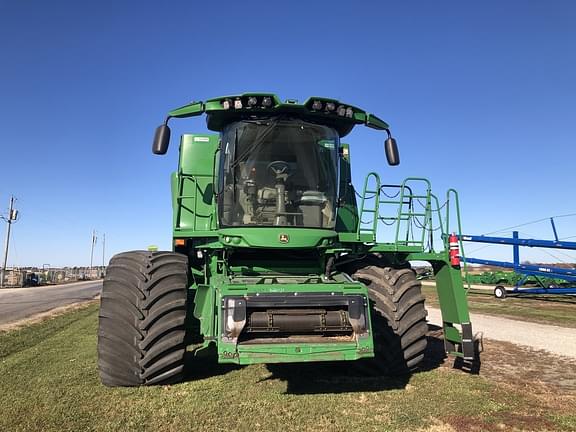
98;93;474;386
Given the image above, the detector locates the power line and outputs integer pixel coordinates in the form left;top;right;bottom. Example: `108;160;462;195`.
483;213;576;236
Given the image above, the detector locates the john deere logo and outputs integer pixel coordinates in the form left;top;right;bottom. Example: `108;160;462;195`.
279;234;290;244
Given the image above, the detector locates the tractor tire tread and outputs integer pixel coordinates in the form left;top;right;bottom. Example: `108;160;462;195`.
350;262;428;375
97;250;189;387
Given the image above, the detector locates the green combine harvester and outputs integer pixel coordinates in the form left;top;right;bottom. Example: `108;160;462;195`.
97;93;475;386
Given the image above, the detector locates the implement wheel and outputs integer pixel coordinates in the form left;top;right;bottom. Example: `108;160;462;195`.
494;285;507;299
98;251;189;387
352;265;428;375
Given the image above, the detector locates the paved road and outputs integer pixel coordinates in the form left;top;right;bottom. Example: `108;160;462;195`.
0;280;102;327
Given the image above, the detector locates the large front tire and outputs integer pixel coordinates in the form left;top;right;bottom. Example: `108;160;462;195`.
98;251;189;387
352;265;428;375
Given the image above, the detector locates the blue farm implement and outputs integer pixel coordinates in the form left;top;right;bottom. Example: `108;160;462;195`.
458;223;576;298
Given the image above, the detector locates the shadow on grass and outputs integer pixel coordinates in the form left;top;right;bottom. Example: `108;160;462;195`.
263;361;410;394
181;324;481;391
262;324;456;395
424;324;482;375
183;345;243;382
419;324;449;372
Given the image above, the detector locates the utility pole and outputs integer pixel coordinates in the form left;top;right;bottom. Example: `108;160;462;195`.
90;230;97;278
1;196;18;288
102;233;106;276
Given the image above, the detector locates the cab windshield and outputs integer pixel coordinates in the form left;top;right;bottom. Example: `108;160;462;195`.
219;118;339;228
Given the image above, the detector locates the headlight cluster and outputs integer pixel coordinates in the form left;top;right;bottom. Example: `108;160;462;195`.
310;100;354;118
221;96;274;110
219;95;355;119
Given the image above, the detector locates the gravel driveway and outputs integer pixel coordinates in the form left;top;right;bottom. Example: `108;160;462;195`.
427;306;576;359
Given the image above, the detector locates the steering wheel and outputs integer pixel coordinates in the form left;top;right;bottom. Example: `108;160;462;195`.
266;160;291;179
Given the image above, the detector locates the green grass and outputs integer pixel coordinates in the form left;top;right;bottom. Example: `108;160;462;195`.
422;284;576;328
0;304;574;431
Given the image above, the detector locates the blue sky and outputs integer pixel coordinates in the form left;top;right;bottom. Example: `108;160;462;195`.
1;0;575;266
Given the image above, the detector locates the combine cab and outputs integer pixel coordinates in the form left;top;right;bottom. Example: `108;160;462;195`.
97;93;474;386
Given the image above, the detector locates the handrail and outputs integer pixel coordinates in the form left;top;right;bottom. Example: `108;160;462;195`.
357;175;464;256
395;178;432;247
357;172;381;241
446;188;469;289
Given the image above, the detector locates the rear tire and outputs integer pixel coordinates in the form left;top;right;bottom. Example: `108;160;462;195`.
351;265;428;375
98;251;189;387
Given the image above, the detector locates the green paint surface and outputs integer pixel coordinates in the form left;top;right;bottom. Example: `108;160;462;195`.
162;94;474;365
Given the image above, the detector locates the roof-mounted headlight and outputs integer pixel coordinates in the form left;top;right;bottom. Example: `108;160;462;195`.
222;99;232;110
262;96;273;107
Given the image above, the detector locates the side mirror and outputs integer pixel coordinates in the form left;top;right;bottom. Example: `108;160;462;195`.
152;124;171;155
385;137;400;166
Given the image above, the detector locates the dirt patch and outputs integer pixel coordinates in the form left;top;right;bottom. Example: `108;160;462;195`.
0;298;100;332
428;328;576;394
478;338;576;421
479;338;576;394
442;412;558;432
424;326;576;431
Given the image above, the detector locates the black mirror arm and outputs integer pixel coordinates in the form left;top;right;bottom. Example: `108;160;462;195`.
152;101;205;155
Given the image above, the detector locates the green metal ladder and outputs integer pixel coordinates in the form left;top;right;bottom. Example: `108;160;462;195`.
357;174;466;255
357;174;432;247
